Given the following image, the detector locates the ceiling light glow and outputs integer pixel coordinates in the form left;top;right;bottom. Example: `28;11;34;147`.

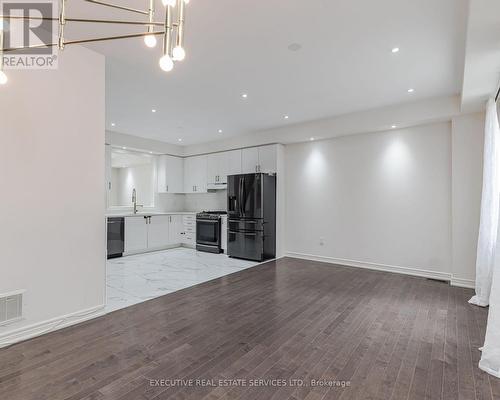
391;47;400;53
144;34;157;48
172;46;186;61
218;129;223;133
407;88;414;93
241;93;248;99
159;55;174;72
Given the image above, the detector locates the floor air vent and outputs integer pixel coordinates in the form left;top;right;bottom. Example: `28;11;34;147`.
0;292;23;325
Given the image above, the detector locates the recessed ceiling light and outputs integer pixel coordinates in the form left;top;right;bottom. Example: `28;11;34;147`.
149;151;153;154
288;43;302;52
284;115;289;119
391;125;397;129
241;93;248;99
218;129;223;133
407;88;414;93
178;138;183;142
391;47;400;53
310;137;315;141
111;123;116;127
122;147;126;150
152;109;156;113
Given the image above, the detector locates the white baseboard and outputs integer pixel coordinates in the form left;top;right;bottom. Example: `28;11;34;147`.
0;304;105;349
450;277;475;289
284;252;452;282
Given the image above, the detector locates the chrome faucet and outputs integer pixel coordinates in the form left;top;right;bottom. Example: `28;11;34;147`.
132;188;143;214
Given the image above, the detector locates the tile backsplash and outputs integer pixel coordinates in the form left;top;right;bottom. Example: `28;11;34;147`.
184;190;227;211
157;190;227;212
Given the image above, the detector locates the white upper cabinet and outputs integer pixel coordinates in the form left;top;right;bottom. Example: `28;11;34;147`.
207;152;237;187
157;155;184;194
226;149;242;177
241;145;277;174
207;153;226;186
241;147;259;174
184;155;208;193
257;145;278;173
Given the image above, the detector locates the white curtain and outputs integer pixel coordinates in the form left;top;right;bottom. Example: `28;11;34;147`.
469;98;500;307
474;98;500;378
480;247;500;377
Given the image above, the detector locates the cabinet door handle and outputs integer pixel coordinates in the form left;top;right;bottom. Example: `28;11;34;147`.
166;185;169;192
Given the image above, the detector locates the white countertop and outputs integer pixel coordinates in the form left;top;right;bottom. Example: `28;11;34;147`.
105;211;198;218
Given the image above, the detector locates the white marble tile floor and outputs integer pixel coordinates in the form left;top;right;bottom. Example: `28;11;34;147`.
106;248;258;312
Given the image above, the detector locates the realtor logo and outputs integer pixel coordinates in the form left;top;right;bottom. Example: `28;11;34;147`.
1;0;58;69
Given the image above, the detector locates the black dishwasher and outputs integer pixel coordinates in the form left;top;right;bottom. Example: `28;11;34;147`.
107;217;124;259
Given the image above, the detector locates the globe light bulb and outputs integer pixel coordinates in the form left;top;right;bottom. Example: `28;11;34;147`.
144;34;157;48
162;0;176;6
0;70;8;85
172;46;186;61
159;55;174;72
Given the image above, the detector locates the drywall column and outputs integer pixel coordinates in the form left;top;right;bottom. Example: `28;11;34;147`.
0;45;106;346
276;144;286;258
450;112;485;287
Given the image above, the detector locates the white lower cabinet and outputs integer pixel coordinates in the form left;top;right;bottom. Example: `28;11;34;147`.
124;217;149;253
182;214;196;247
147;215;170;249
168;215;184;244
125;215;187;254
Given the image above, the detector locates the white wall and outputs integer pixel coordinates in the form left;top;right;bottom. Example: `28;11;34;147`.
451;112;484;286
285;122;453;278
111;164;155;207
0;45;105;346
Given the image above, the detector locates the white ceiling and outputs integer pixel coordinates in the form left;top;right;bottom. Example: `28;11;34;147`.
65;0;468;145
461;0;500;111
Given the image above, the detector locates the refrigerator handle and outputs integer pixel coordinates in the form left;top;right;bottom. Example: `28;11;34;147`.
238;177;243;217
241;176;245;217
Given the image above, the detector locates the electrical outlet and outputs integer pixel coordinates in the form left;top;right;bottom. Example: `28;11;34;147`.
319;237;325;246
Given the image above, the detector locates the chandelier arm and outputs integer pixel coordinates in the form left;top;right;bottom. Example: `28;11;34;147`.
2;31;166;52
0;15;168;26
84;0;149;16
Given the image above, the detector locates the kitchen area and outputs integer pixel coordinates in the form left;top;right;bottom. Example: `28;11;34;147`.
104;143;280;312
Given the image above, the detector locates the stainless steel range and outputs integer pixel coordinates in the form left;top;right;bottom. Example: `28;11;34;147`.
196;211;227;253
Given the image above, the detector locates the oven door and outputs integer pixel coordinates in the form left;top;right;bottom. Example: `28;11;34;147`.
196;219;221;246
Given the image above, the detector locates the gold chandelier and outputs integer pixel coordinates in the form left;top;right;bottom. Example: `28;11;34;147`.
0;0;190;85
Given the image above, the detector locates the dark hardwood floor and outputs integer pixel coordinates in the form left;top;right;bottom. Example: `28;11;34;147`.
1;257;499;400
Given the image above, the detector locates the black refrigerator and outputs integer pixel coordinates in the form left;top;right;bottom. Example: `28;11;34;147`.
227;173;276;262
